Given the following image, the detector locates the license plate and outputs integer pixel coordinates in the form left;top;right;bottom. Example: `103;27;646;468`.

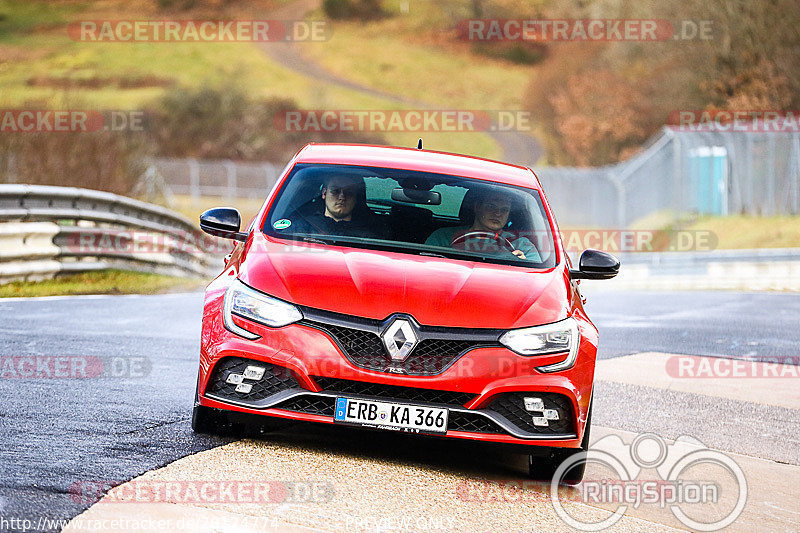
334;397;448;435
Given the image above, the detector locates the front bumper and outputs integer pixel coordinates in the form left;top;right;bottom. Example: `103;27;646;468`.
198;290;597;448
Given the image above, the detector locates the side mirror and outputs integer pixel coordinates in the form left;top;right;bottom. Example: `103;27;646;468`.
200;207;248;242
569;249;620;280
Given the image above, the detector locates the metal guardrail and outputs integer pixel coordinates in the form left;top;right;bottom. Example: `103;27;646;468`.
0;184;221;284
611;247;800;265
573;248;800;291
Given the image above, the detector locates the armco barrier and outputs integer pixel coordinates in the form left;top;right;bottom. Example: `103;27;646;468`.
0;184;222;284
575;248;800;291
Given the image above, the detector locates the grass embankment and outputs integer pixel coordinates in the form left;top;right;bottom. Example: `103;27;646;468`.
301;0;538;159
0;269;205;298
303;1;533;111
169;195;266;227
0;0;502;158
684;215;800;249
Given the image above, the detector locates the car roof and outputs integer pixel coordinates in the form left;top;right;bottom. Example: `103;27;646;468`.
294;143;541;190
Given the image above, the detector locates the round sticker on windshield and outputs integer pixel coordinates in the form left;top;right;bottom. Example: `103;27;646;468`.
273;219;292;230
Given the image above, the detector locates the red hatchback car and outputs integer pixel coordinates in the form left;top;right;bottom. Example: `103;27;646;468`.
193;143;619;482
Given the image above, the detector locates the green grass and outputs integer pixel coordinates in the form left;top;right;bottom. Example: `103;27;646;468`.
684;215;800;250
573;214;800;250
0;269;206;298
0;0;82;42
167;194;267;227
0;36;323;109
303;3;535;111
0;0;502;159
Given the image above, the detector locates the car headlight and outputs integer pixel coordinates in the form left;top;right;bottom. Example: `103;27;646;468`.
223;280;303;339
499;317;580;372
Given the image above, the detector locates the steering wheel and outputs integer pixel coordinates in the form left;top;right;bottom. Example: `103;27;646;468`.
451;231;516;253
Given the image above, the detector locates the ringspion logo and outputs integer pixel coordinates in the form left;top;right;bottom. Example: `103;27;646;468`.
550;433;747;531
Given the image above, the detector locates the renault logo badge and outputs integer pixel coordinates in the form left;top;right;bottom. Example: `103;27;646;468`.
381;318;418;362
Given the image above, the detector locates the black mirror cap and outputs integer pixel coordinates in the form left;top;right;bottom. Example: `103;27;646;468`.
569;249;620;280
200;207;248;242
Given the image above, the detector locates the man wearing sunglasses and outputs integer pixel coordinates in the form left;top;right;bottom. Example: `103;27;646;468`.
292;175;387;238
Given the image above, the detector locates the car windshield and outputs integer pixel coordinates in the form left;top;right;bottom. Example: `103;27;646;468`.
263;163;557;269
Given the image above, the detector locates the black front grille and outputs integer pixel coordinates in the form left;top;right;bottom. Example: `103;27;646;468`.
487;392;574;435
314;377;475;407
305;320;499;376
206;357;300;402
404;339;479;374
448;411;503;434
324;325;386;372
274;395;334;416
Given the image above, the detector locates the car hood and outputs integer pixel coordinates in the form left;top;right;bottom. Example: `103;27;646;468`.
237;234;569;329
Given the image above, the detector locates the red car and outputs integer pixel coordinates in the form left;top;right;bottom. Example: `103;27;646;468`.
193;143;619;482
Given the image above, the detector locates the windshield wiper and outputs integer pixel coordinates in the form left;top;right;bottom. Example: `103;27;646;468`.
418;251;447;258
302;236;331;245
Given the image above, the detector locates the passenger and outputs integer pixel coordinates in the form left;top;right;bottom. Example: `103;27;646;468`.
425;189;540;261
292;175;387;239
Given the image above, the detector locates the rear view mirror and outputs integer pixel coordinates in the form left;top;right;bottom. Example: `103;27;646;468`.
569;249;620;280
391;188;442;205
200;207;248;242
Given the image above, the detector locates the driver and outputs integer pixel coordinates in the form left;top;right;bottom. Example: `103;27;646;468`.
425;189;539;261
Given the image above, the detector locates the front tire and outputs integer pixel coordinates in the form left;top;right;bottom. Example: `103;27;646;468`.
192;405;229;434
528;400;592;485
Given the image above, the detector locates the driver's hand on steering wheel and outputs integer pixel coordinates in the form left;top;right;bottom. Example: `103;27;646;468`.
511;250;526;260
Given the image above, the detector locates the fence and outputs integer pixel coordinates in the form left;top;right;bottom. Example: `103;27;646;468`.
535;128;800;228
141;158;282;201
143;128;800;229
0;184;220;284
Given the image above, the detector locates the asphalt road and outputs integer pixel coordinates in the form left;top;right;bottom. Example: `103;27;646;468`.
582;289;800;360
0;294;233;531
0;290;798;531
